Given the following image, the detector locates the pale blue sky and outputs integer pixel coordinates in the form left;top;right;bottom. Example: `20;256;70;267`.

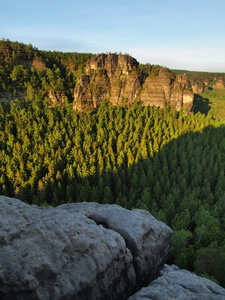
1;0;225;71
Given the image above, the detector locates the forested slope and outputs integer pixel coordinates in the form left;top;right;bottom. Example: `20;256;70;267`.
0;39;93;103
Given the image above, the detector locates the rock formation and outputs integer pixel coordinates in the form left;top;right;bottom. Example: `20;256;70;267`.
191;81;204;94
1;196;225;299
213;77;225;89
32;58;47;70
140;68;171;108
48;90;65;105
128;264;225;300
73;54;141;111
58;202;172;289
0;196;172;300
73;54;194;113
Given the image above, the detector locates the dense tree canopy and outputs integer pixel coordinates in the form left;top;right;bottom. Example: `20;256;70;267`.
0;97;225;286
0;39;94;102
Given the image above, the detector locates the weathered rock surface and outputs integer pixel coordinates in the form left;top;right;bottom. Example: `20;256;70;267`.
32;58;47;70
0;196;172;300
48;90;66;105
73;54;194;113
191;81;204;94
128;264;225;300
90;206;172;289
173;74;195;112
73;53;141;110
213;77;225;89
140;68;171;108
58;203;173;289
0;197;135;300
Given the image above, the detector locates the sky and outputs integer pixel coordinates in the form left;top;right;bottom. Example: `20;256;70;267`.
1;0;225;72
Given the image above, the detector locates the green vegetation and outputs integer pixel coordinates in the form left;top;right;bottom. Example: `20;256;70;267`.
193;88;225;122
1;39;225;287
0;98;225;286
172;69;225;82
0;38;94;102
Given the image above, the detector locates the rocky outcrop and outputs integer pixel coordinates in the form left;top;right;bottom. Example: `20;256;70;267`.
140;70;194;112
58;202;172;290
140;68;171;108
213;77;225;89
128;264;225;300
48;90;65;105
32;58;47;70
191;81;204;94
0;196;172;300
73;54;141;110
204;78;210;86
73;54;194;113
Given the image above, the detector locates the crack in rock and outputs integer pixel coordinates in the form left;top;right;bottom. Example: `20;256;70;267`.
57;202;173;290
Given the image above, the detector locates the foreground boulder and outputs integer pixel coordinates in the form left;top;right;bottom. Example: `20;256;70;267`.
59;203;172;288
128;264;225;300
0;196;172;300
90;205;172;289
0;197;135;299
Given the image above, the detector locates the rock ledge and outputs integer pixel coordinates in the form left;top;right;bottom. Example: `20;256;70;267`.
0;196;172;300
128;264;225;300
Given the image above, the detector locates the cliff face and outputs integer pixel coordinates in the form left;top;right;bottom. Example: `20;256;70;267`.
73;54;141;110
191;82;204;94
213;77;225;89
140;68;171;108
73;54;194;113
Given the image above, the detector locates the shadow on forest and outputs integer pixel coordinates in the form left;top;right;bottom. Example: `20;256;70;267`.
19;124;225;217
63;124;225;285
71;124;225;286
84;124;225;215
192;93;211;115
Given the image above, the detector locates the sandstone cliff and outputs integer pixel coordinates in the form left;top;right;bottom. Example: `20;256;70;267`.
73;54;194;113
191;81;204;94
73;54;141;110
213;77;225;89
